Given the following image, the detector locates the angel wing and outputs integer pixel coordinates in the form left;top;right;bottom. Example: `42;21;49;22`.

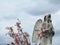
32;19;43;42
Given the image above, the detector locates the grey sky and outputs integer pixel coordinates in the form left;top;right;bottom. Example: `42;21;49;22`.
48;0;60;4
0;0;60;45
25;0;60;15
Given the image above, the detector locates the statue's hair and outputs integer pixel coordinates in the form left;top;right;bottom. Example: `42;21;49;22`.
44;14;51;22
48;14;51;19
44;16;46;21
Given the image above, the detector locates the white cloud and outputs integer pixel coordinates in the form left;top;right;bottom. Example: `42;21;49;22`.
25;0;60;15
51;10;60;31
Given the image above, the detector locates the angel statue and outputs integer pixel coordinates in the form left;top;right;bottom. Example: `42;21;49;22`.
32;14;55;45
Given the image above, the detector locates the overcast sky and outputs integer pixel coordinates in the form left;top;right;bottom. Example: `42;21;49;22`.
0;0;60;45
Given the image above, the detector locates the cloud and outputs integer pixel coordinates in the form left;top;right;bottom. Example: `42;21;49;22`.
0;35;14;44
0;0;60;16
0;0;60;45
52;36;60;45
48;0;60;4
51;10;60;30
24;0;60;15
55;30;60;36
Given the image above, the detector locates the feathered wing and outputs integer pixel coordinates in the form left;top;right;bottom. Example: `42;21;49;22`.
32;19;43;42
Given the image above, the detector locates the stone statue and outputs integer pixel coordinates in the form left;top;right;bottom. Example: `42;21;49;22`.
32;14;55;45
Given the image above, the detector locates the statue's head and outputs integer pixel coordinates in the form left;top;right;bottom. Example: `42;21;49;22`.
44;14;51;22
